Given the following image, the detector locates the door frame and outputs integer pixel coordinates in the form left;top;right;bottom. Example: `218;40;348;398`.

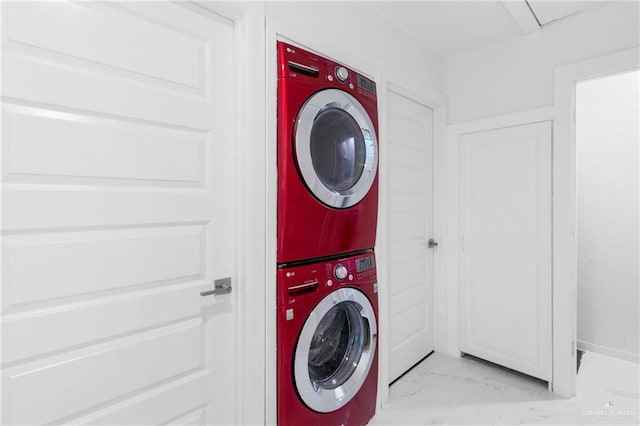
376;65;447;406
552;46;640;397
446;45;640;398
191;1;268;424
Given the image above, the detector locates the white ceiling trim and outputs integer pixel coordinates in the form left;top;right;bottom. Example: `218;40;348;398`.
502;0;540;35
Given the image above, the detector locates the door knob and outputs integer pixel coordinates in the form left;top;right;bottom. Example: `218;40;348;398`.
200;277;232;297
428;239;439;248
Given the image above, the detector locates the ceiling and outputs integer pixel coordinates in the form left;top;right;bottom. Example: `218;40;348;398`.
367;1;609;58
527;0;607;25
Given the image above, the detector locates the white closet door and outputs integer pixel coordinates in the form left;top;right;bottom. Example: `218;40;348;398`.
459;121;552;381
1;2;237;424
387;90;435;383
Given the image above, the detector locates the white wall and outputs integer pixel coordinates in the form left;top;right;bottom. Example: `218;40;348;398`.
576;70;640;363
447;1;640;123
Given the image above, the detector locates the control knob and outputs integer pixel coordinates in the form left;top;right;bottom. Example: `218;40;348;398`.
335;66;349;82
334;264;348;280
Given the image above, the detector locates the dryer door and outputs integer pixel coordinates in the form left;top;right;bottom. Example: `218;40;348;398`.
293;287;377;413
294;89;378;209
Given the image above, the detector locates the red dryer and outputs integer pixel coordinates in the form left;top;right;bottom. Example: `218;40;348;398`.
277;252;378;426
277;41;379;264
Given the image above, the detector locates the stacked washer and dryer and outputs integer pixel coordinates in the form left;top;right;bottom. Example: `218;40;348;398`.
276;41;380;426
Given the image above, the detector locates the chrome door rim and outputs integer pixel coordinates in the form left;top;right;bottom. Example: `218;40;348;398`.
293;287;377;413
294;89;378;209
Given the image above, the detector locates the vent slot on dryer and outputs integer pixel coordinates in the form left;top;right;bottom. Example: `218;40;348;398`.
288;61;319;78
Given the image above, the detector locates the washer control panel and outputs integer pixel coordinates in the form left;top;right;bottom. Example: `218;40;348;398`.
277;252;377;305
324;253;376;287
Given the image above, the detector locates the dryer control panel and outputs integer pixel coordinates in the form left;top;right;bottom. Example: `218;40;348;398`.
277;41;377;100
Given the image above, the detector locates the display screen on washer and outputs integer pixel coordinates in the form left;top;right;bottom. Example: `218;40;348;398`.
356;256;375;272
357;75;376;95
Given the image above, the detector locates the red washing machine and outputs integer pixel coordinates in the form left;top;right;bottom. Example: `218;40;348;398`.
277;252;378;426
277;41;379;264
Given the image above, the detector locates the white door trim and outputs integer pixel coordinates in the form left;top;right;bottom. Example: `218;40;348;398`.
236;6;268;425
234;5;268;426
377;64;447;407
448;107;554;135
552;46;640;397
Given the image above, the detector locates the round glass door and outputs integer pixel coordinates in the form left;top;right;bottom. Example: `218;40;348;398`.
293;287;377;413
294;89;377;209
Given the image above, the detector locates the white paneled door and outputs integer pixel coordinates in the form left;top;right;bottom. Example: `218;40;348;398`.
459;122;552;381
2;2;237;424
387;90;435;383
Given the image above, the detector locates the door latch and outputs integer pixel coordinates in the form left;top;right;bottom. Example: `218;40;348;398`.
428;239;439;249
200;277;232;297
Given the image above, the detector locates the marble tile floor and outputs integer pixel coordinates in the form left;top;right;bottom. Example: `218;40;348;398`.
370;351;639;425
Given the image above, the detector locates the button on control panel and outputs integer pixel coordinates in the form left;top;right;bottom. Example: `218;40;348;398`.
335;66;349;82
334;264;348;280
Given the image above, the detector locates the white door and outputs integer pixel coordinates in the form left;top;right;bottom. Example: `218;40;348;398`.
386;90;434;382
1;2;236;424
459;121;552;381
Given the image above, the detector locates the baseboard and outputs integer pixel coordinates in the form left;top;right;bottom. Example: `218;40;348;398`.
577;340;640;364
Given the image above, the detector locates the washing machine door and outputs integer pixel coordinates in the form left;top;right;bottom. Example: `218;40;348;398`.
293;287;377;413
294;89;378;209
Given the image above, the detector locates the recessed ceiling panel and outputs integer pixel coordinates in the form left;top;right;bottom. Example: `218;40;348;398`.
527;0;608;25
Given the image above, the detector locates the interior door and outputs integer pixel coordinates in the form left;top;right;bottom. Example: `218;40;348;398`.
386;90;435;382
1;2;236;424
459;121;552;381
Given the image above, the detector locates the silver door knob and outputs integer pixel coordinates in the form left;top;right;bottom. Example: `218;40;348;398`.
200;277;232;297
